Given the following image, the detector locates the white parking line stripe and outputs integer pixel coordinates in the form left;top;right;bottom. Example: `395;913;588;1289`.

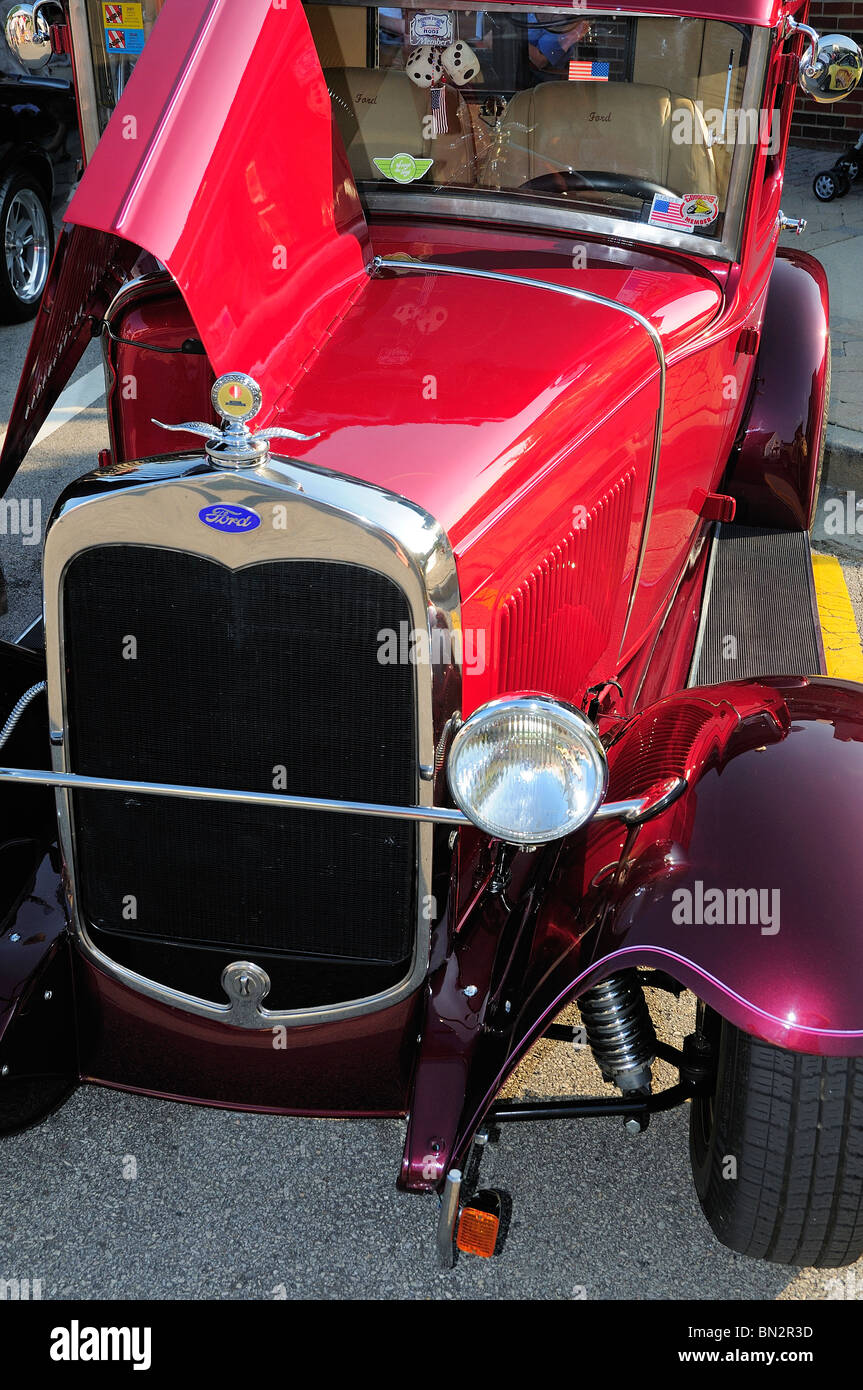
32;366;106;447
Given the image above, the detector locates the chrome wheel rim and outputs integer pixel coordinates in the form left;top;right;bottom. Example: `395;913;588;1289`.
814;174;836;200
4;188;50;304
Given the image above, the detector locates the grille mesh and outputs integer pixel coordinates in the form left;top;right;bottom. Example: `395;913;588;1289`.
63;547;417;967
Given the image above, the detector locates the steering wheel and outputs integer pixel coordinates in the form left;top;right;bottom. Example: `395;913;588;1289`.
518;170;681;204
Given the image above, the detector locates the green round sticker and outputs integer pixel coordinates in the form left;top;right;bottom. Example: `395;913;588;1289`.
391;154;417;183
372;153;434;184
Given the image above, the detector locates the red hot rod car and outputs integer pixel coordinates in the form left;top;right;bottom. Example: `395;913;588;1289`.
1;0;863;1268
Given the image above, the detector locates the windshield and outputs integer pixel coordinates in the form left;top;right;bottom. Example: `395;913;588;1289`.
306;4;768;255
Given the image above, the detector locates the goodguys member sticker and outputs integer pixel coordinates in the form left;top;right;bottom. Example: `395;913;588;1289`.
680;194;719;226
373;153;434;183
409;11;453;46
648;193;718;229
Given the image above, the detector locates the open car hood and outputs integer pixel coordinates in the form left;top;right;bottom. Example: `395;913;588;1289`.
68;0;369;421
0;0;370;487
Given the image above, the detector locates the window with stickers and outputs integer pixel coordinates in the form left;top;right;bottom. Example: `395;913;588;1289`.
70;0;165;155
304;4;772;255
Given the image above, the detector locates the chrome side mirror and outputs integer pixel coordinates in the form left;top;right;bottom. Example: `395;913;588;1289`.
3;1;60;70
789;17;863;104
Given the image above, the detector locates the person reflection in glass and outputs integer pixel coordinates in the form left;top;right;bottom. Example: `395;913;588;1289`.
527;14;590;77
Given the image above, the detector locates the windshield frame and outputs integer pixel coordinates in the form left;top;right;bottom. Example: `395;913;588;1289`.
317;2;773;263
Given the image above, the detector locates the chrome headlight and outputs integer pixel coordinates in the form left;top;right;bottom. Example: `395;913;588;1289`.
447;696;608;845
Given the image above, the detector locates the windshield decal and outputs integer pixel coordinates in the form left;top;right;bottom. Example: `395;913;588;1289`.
409;12;453;47
567;61;609;81
681;195;720;227
648;194;719;230
373;154;434;184
648;195;693;230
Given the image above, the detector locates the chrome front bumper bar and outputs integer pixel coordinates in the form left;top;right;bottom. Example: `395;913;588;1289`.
0;765;683;828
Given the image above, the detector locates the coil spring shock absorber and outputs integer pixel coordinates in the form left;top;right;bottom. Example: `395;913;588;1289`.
579;971;656;1094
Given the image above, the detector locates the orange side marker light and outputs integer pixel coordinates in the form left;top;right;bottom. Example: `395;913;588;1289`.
456;1205;500;1258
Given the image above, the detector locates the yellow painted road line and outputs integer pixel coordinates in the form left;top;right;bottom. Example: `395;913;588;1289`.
812;552;863;681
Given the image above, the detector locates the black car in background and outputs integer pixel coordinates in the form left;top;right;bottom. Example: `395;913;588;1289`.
1;1;78;321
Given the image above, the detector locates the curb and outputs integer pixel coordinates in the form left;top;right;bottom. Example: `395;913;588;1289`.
812;552;863;680
824;423;863;491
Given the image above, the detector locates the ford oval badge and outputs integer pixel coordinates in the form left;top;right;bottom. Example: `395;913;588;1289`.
198;504;261;533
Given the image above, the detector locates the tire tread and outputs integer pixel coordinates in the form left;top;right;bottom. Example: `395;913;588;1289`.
691;1023;863;1267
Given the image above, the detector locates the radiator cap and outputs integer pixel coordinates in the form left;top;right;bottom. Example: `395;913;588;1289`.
151;372;319;470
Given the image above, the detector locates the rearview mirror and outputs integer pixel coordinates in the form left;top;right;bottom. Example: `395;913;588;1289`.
3;1;60;70
789;18;863;103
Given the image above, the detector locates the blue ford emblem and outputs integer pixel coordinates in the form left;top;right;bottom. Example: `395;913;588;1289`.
198;504;261;533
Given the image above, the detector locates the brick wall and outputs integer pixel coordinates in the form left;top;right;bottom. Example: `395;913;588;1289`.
789;2;863;148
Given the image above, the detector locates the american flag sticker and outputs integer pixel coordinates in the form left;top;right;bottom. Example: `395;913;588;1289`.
648;194;693;230
568;61;609;81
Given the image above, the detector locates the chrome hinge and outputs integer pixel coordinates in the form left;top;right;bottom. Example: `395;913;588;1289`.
778;211;807;236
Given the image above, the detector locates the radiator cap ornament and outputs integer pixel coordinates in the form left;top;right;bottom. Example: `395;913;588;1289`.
152;372;319;470
213;372;261;424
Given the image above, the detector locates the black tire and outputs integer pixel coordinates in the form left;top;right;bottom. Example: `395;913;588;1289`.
0;168;54;323
813;170;839;202
835;170;852;198
690;1010;863;1267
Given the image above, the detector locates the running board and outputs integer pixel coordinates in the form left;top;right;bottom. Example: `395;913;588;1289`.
689;525;825;686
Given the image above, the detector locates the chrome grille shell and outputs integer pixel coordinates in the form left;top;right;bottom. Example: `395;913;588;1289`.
43;450;462;1028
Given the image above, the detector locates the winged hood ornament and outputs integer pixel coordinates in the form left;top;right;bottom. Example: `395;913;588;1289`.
153;372;319;468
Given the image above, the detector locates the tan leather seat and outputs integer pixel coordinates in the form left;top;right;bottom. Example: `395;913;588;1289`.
325;67;476;185
633;19;747;188
480;81;718;198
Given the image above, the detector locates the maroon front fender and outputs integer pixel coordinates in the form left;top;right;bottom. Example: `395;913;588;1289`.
572;676;863;1056
403;677;863;1186
727;248;830;530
